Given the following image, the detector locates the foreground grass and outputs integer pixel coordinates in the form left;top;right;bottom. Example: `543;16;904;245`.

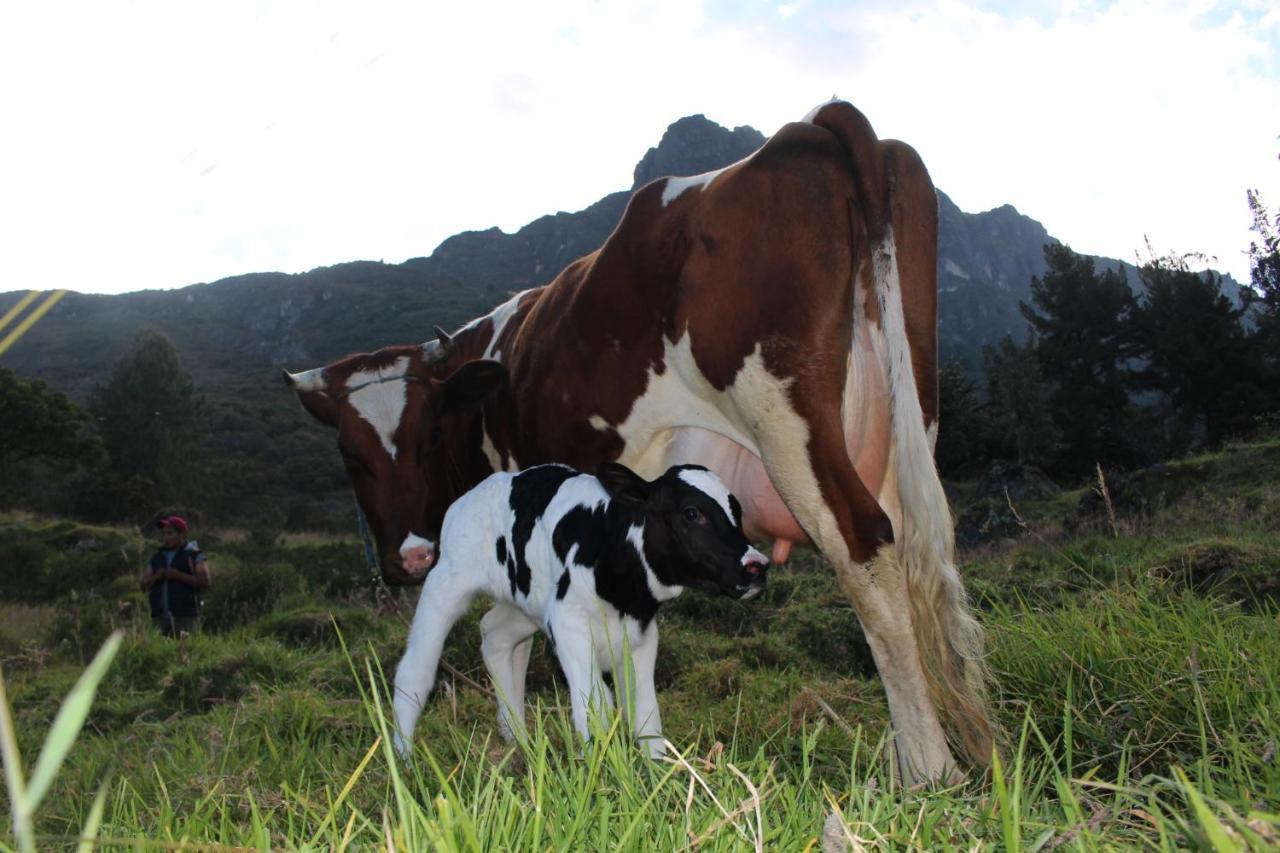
4;575;1279;849
3;438;1280;848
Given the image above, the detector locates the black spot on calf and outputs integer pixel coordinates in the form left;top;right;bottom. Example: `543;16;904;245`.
509;465;577;597
552;504;608;568
556;570;570;600
495;537;507;565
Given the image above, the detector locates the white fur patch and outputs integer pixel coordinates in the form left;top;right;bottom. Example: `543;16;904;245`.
661;167;726;207
607;332;759;478
421;339;447;363
626;524;683;602
399;531;436;558
676;467;736;526
722;347;846;552
740;546;768;567
480;415;516;473
588;415;610;432
455;290;529;361
287;367;328;393
346;357;410;461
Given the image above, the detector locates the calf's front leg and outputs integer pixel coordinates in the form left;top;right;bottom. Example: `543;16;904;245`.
551;617;612;745
615;625;665;758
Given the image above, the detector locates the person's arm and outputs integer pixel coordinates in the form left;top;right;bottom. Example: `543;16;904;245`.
140;562;159;590
165;557;211;588
192;557;211;589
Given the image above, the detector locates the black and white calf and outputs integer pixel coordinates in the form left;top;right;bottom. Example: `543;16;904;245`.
392;462;768;758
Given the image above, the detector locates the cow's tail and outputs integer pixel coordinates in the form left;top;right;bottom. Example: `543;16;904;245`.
810;100;995;768
873;230;995;769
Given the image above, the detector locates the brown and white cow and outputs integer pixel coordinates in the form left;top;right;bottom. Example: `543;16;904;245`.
285;100;993;783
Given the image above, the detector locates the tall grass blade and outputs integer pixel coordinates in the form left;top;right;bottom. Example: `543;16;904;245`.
1173;767;1236;852
26;631;123;808
0;662;34;853
75;780;109;853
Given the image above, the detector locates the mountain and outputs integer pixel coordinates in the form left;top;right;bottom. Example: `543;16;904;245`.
0;111;1241;526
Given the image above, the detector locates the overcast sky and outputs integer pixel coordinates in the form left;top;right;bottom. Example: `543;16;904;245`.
1;0;1277;296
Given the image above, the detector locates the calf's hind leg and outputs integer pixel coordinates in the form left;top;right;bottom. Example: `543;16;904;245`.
391;562;480;757
480;603;539;743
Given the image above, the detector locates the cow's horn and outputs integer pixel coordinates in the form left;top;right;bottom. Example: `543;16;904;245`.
283;367;328;392
434;326;454;349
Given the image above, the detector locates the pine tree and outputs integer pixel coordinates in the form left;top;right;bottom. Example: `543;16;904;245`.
1129;255;1264;448
1247;189;1280;320
1246;189;1280;411
936;360;987;477
981;336;1060;467
88;330;201;511
0;368;103;506
1020;243;1138;476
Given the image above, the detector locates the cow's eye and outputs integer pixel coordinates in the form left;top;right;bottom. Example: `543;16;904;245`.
683;507;706;525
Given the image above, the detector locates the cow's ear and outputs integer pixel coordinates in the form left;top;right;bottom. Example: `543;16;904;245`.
296;391;338;426
596;462;649;507
283;368;338;426
441;360;507;414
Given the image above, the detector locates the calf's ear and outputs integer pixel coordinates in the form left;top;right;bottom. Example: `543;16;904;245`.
596;462;649;507
441;360;507;414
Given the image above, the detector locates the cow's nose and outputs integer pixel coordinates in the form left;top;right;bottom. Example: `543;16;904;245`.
744;560;767;577
399;532;438;576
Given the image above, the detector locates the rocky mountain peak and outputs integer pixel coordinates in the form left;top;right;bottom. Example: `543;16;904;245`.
631;115;765;190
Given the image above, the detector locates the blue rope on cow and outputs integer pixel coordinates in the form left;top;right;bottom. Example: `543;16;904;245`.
354;497;379;580
355;498;406;617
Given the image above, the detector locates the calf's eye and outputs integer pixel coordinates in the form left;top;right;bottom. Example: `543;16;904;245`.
683;507;707;525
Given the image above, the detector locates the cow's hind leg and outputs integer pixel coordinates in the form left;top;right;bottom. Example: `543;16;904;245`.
392;563;480;758
480;602;540;743
729;355;958;785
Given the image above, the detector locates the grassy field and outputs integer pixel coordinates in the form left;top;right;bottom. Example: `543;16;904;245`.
2;439;1279;850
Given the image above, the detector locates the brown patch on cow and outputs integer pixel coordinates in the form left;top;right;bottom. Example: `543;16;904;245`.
883;141;940;427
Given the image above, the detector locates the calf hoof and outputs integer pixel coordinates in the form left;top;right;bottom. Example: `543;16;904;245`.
641;736;668;760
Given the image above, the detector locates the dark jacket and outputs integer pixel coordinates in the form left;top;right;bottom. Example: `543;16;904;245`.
148;542;204;618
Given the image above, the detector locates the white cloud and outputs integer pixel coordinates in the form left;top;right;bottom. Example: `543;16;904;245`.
0;0;1275;295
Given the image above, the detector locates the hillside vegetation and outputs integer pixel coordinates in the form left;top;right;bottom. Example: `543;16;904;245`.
1;438;1278;848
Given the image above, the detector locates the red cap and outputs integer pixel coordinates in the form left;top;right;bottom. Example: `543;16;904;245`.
158;515;188;535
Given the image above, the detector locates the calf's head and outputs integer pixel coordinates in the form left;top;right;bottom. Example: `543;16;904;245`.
284;343;506;584
598;463;769;600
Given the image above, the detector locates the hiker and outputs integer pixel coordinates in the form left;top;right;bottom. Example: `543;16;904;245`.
140;515;210;637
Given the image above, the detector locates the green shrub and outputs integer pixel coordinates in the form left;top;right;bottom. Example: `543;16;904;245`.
255;607;376;648
0;522;135;603
158;641;302;710
45;593;122;664
284;542;373;600
200;558;308;631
